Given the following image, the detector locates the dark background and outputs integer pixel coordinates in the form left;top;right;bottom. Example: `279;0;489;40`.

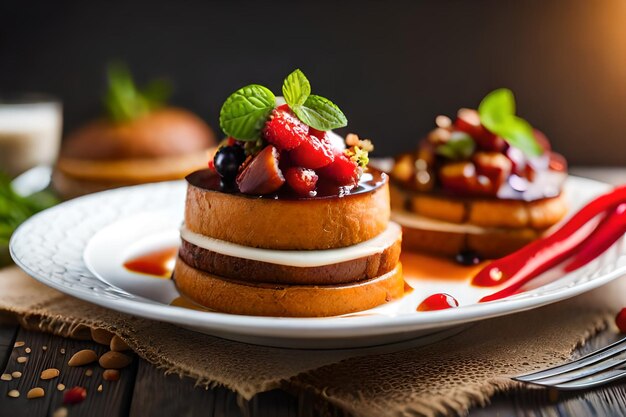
1;0;625;165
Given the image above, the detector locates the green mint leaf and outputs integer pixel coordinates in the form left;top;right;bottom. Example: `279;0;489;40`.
219;84;276;141
292;95;347;131
497;116;543;157
282;69;310;108
435;132;475;160
478;88;542;157
478;88;515;130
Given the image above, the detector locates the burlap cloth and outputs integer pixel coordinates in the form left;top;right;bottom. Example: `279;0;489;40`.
1;266;624;416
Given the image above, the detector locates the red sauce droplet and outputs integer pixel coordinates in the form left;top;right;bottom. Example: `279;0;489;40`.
123;247;178;278
417;293;459;311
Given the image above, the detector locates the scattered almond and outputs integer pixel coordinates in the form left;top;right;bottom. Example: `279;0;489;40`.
1;373;12;381
52;407;68;417
11;371;22;379
7;389;19;398
41;368;60;380
25;347;31;354
13;341;25;348
42;346;48;351
85;369;93;377
97;384;103;392
68;349;97;366
91;328;114;345
102;369;120;381
99;351;132;369
57;383;66;391
110;335;130;352
16;356;27;364
27;387;45;399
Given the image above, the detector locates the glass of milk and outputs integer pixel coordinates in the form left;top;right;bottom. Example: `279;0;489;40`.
0;95;62;178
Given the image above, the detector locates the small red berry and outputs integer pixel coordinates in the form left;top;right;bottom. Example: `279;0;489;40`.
285;167;318;196
263;105;309;151
317;152;360;186
289;135;335;169
616;308;626;333
417;293;459;312
63;386;87;404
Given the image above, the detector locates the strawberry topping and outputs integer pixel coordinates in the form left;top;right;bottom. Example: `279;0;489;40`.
262;104;309;151
317;151;360;186
289;134;335;169
284;167;318;196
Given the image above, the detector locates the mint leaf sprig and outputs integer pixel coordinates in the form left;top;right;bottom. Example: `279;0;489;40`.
282;69;347;131
0;174;58;248
478;88;543;157
219;69;348;141
104;63;172;123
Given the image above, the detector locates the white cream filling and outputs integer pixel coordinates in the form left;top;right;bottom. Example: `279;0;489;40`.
391;210;493;235
180;222;401;267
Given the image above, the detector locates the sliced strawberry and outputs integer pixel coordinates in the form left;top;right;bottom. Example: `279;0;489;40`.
285;167;318;196
317;152;360;186
262;105;309;151
289;135;335;169
236;145;285;195
308;127;327;140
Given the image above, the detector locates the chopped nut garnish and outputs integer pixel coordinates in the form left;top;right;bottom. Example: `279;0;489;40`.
52;407;68;417
57;383;66;391
1;373;12;381
103;369;120;381
85;369;93;377
25;347;31;354
42;346;48;351
345;133;374;152
27;387;45;399
16;356;27;364
435;114;452;129
13;341;25;348
41;368;60;380
7;389;19;398
97;384;103;392
68;349;97;367
11;371;22;379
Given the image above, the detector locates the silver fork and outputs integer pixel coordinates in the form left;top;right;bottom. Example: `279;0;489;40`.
513;336;626;390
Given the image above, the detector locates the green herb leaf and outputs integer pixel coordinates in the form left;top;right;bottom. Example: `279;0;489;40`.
435;132;476;160
478;88;543;157
282;69;311;108
103;62;171;123
0;173;58;266
292;95;347;131
219;84;276;141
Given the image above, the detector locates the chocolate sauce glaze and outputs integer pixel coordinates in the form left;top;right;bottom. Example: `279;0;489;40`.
186;168;387;200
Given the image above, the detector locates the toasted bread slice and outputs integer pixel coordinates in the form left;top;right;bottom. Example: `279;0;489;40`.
174;257;404;317
391;183;567;230
185;170;390;250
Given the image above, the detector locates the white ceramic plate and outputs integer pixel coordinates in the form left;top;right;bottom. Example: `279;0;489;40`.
9;176;626;348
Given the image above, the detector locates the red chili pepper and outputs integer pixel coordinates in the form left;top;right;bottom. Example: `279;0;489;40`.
564;203;626;272
473;185;626;302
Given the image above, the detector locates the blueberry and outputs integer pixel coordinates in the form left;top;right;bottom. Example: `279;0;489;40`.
214;146;246;182
455;250;481;266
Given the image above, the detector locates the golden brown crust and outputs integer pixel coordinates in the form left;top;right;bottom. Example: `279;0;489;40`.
52;150;212;200
401;224;543;259
184;176;390;250
391;183;567;230
178;234;401;285
173;257;404;317
61;108;216;160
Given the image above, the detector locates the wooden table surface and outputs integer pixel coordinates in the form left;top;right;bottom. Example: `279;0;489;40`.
0;167;624;417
